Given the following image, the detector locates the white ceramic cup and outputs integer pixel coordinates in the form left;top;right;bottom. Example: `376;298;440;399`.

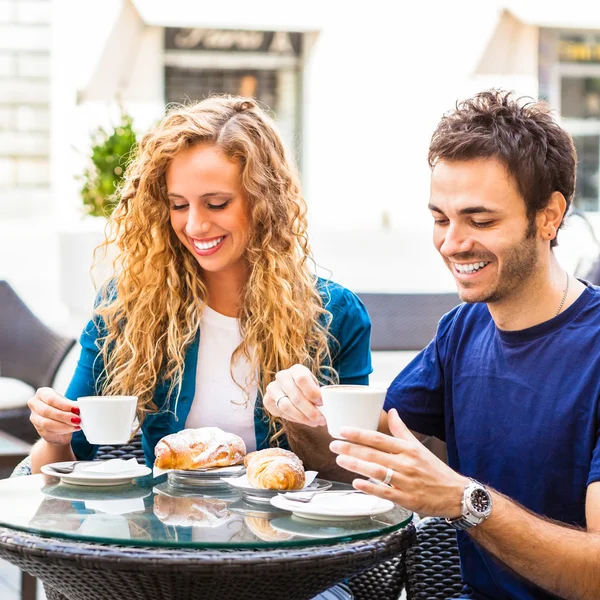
77;396;138;444
319;385;387;439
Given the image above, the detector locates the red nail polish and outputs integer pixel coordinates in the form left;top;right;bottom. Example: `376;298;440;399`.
75;426;81;430
71;407;80;415
71;416;81;424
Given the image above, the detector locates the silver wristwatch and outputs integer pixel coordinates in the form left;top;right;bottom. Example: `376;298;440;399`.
445;478;493;530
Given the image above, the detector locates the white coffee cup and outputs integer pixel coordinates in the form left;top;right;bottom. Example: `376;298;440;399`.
319;385;387;439
77;396;138;444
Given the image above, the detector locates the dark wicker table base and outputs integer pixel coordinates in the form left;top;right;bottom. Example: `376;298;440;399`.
0;524;415;600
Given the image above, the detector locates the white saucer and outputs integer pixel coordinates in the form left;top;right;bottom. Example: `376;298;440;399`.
41;461;152;487
42;481;151;501
270;491;395;521
269;515;381;538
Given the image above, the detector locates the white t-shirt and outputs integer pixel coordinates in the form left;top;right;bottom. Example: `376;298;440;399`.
185;306;258;452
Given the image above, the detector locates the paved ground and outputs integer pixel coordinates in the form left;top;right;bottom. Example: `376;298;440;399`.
0;560;46;600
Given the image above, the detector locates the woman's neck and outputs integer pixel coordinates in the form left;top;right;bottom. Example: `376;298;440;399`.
203;265;248;318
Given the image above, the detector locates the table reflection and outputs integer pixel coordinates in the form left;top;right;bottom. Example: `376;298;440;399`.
0;474;412;549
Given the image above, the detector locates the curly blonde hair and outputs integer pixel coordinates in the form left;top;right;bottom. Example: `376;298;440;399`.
94;96;336;440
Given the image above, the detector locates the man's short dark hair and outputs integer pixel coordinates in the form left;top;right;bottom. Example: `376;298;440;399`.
428;89;577;247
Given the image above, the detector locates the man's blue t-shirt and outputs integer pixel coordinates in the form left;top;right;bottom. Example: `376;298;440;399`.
384;284;600;600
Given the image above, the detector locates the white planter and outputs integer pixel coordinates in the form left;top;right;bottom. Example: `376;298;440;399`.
58;217;116;325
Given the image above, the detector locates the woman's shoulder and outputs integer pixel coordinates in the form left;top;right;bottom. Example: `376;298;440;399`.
80;280;118;340
316;277;368;320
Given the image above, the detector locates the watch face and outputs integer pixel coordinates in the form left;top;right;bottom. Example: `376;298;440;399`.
470;488;490;515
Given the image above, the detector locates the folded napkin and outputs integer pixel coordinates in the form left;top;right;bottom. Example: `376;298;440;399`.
81;458;141;475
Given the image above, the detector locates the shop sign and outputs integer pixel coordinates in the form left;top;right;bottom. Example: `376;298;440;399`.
559;37;600;63
165;28;302;56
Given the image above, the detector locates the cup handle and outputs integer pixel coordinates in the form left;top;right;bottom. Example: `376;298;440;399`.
78;417;87;438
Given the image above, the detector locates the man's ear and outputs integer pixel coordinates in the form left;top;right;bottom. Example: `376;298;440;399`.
537;192;567;241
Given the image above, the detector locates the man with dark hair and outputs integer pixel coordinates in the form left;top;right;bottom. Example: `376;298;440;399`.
266;90;600;599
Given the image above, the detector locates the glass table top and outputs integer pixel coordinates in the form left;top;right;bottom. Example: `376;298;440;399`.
0;473;412;549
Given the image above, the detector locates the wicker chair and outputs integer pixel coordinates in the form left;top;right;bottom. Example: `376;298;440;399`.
0;281;76;444
405;517;470;599
356;293;461;352
346;552;406;600
10;432;146;479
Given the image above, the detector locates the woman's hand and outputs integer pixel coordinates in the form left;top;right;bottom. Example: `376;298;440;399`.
263;364;327;427
330;408;468;518
28;387;82;446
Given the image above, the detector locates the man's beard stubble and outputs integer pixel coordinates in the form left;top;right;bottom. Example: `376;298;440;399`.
456;232;539;305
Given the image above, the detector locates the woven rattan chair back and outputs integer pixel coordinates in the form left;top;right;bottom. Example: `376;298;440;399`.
347;552;406;600
0;281;76;442
0;280;76;389
357;293;461;351
405;517;469;599
10;432;146;478
96;432;146;464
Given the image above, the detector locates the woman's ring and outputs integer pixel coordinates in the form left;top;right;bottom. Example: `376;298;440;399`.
275;395;289;409
382;467;394;485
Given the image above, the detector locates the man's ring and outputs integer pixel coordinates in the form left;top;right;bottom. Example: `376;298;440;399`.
275;395;289;409
382;467;394;485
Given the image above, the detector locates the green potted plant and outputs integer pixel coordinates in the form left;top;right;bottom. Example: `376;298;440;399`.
59;109;138;323
79;110;137;217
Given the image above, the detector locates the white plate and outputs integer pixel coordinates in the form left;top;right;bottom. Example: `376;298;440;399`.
223;471;318;490
41;461;152;487
223;472;331;505
153;481;241;502
166;465;245;489
270;491;395;521
269;515;383;538
173;465;245;475
42;482;151;502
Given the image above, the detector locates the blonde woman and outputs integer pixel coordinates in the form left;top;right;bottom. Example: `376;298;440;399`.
28;96;372;473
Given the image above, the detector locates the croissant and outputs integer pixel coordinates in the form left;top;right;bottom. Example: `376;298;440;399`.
245;447;305;490
154;495;230;527
244;516;294;541
154;427;246;471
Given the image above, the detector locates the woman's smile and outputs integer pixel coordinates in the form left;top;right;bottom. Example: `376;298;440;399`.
189;235;227;256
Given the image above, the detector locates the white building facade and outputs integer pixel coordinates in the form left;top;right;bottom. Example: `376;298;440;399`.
2;0;600;327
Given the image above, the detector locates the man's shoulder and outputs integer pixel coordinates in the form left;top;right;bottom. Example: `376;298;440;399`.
436;300;491;340
578;281;600;312
565;283;600;336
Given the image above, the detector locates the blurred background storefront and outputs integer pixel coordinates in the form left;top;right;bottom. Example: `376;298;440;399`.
539;29;600;213
163;27;303;158
2;0;600;330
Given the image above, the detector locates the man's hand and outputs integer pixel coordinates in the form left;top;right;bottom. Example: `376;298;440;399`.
330;408;467;518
